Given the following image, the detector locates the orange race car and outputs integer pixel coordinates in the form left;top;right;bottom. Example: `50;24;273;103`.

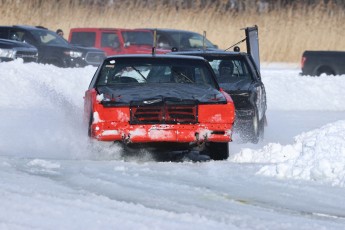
84;54;235;160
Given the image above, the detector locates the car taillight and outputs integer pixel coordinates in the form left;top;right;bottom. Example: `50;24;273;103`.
301;56;306;69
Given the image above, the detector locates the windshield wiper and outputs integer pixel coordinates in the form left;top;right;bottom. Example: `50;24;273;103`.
131;66;147;82
171;69;194;83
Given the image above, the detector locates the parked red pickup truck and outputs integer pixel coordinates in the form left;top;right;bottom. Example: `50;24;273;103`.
68;28;157;56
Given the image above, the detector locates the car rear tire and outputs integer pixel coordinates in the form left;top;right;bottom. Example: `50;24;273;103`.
248;109;260;144
239;109;264;144
206;142;229;160
258;114;265;140
316;66;335;76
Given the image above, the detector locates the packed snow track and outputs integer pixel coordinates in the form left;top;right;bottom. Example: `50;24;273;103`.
1;60;345;229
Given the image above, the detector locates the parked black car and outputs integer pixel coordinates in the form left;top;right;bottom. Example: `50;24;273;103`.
0;25;105;67
144;28;218;52
0;38;38;62
301;50;345;76
172;26;267;143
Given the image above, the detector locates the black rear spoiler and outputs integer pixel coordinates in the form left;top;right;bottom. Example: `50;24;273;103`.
224;25;260;72
245;25;260;72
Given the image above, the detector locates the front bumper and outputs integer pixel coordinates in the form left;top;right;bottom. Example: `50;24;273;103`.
62;55;103;68
91;122;232;144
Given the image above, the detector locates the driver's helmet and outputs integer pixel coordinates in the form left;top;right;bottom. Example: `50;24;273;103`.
218;60;234;78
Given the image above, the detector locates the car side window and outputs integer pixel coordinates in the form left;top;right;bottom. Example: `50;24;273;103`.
21;32;37;45
157;35;171;49
0;28;9;39
188;35;204;48
71;32;96;47
9;30;22;41
101;33;120;48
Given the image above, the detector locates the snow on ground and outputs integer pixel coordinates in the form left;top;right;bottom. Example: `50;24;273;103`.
1;59;345;229
231;120;345;186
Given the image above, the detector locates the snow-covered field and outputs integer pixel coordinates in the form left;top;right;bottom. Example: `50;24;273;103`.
1;59;345;229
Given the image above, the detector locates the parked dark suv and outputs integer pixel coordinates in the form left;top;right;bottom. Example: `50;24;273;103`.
0;38;38;63
0;25;105;67
144;28;218;52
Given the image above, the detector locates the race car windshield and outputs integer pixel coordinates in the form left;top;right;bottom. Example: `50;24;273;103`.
96;58;217;88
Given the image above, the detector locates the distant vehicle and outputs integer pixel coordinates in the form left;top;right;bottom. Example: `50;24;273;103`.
172;26;267;143
301;51;345;76
0;25;106;67
84;54;235;160
144;28;218;52
68;28;158;56
0;38;38;63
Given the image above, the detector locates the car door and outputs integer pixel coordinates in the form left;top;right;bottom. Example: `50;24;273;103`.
100;30;121;55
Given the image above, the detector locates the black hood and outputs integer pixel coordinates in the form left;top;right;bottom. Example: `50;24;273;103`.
72;45;105;54
97;83;226;104
0;39;37;49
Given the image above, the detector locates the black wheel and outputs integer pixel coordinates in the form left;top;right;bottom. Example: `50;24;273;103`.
258;114;265;141
239;109;264;144
206;142;229;160
316;66;335;76
248;109;260;144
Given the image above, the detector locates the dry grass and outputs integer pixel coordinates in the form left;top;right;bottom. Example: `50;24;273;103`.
1;0;344;62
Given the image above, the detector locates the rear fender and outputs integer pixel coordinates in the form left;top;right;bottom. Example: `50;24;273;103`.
84;88;97;123
199;89;235;124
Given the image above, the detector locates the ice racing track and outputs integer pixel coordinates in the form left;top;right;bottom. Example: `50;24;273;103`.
1;61;345;229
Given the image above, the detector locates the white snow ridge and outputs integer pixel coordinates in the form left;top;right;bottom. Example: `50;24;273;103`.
231;120;345;187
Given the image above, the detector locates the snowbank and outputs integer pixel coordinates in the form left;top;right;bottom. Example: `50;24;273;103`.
0;59;95;109
231;120;345;187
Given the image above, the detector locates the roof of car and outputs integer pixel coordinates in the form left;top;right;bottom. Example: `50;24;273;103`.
143;28;202;34
12;25;48;31
105;54;207;61
70;28;150;32
170;50;248;57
